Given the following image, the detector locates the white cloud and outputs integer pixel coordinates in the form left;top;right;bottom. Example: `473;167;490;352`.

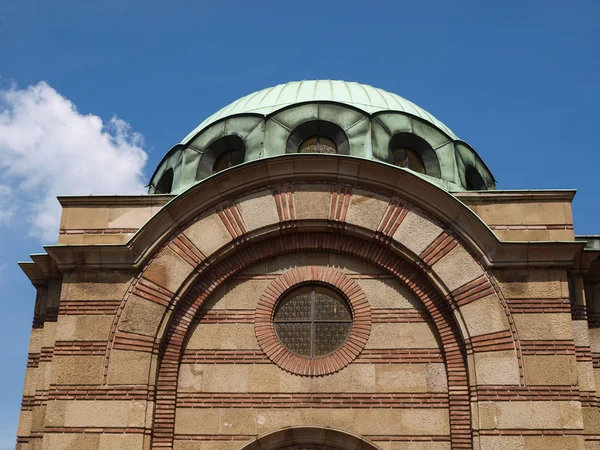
0;185;15;225
0;82;148;242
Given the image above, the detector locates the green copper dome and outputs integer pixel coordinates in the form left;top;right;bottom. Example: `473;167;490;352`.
182;80;458;144
150;80;495;195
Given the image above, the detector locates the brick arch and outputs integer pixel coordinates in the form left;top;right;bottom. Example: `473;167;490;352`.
238;425;383;450
108;183;520;372
104;183;524;447
149;232;472;449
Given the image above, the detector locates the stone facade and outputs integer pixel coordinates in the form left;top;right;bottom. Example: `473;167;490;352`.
15;159;600;450
13;80;600;450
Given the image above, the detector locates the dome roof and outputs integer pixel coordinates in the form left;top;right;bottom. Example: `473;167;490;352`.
182;80;458;143
150;80;496;196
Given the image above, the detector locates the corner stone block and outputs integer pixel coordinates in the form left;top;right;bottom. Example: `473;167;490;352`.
583;407;600;435
431;243;484;292
590;328;600;353
16;410;32;438
62;271;132;301
513;313;574;340
143;245;194;293
46;400;147;428
576;361;596;392
118;294;166;337
523;355;578;385
474;350;520;385
182;212;232;257
458;293;510;337
572;320;591;347
55;315;114;341
392;209;442;256
235;191;279;231
494;269;568;299
52;355;105;385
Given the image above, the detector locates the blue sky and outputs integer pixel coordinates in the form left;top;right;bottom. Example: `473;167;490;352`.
0;0;599;447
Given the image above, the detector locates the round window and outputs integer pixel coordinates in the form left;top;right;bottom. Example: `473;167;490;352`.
273;285;353;358
255;267;371;376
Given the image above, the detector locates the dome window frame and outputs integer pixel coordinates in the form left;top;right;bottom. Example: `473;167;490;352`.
212;148;244;174
465;164;487;190
298;135;338;154
392;147;426;174
154;168;174;194
388;133;441;177
286;120;349;155
195;135;246;181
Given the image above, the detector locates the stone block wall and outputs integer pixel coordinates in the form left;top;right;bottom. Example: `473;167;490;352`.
175;252;451;449
15;173;599;450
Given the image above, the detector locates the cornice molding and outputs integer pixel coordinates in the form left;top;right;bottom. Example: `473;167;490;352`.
20;155;586;283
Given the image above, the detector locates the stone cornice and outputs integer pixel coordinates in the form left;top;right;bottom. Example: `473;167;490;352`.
454;190;577;203
57;194;173;207
20;155;587;282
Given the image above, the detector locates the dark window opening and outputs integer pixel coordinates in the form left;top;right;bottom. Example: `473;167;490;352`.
465;165;486;190
155;169;174;194
392;147;426;173
212;149;244;174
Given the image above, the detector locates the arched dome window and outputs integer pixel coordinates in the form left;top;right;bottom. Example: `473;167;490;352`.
195;135;246;180
154;168;173;194
388;133;439;177
287;120;349;155
212;149;244;174
465;165;486;190
392;147;425;173
298;136;338;154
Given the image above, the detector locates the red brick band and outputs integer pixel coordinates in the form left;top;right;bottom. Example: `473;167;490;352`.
179;348;444;365
175;392;449;408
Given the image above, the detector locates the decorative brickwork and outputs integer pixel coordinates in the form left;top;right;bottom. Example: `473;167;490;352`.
254;266;372;376
376;197;408;237
18;171;597;450
149;232;473;450
85;182;529;450
217;203;247;239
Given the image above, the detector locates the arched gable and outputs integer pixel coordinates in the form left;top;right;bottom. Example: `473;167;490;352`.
103;166;523;449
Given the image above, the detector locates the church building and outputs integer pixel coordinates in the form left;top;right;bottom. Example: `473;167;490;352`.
16;81;600;450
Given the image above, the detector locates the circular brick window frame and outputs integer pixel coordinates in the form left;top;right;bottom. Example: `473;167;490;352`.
255;266;371;376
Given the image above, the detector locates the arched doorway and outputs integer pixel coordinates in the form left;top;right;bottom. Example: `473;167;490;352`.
238;427;382;450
